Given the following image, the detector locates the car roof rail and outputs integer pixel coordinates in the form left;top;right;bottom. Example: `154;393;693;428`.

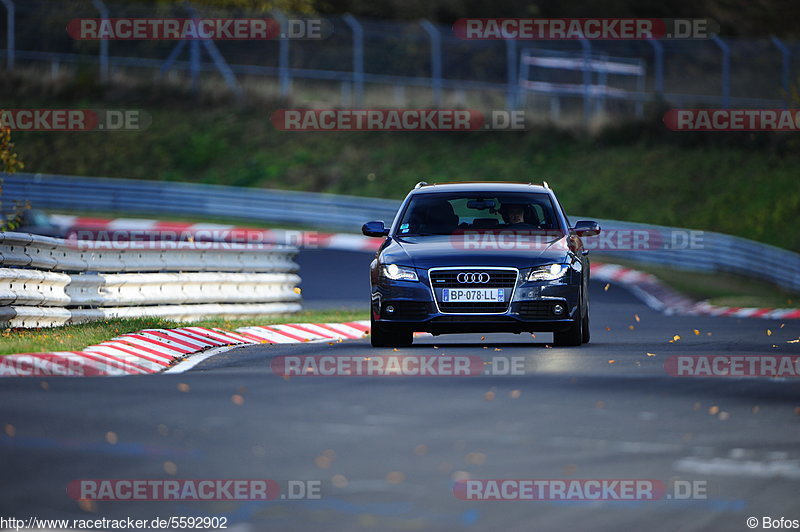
414;181;429;189
542;180;551;190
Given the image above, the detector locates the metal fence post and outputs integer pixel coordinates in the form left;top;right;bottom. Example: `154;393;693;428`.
712;35;730;109
0;0;13;71
420;20;442;108
343;14;364;107
517;51;530;112
647;38;664;100
505;37;517;110
189;33;200;92
770;36;791;107
273;10;291;97
184;4;243;100
92;0;109;82
158;40;187;78
580;38;592;125
199;38;244;99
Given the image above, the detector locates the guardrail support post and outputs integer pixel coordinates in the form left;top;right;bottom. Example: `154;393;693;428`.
420;19;443;108
343;14;364;107
635;58;645;118
273;10;291;97
1;0;14;71
505;37;517;111
647;38;664;100
91;0;110;83
770;36;791;108
712;35;730;109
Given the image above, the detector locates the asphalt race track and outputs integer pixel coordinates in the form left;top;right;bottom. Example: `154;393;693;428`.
1;249;799;531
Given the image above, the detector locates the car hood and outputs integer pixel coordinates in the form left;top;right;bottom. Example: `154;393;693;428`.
382;235;571;269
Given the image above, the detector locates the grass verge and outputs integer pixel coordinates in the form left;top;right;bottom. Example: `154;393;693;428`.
594;255;799;308
0;310;369;356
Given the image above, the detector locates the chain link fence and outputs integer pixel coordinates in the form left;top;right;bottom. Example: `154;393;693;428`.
1;1;798;123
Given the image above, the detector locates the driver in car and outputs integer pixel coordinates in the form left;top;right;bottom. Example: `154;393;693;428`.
500;202;535;228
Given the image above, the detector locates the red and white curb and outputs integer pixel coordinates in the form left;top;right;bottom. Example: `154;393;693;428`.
51;215;381;252
591;262;800;320
0;321;370;377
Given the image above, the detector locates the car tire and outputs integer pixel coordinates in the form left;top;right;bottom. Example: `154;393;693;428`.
553;304;584;347
370;316;413;348
581;308;590;344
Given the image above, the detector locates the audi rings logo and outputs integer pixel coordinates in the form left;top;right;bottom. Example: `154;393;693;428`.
457;272;491;284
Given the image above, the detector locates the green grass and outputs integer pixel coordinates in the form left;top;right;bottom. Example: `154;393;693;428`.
0;310;368;356
595;255;799;308
4;75;800;252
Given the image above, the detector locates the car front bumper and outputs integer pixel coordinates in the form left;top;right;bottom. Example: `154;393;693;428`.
371;271;582;335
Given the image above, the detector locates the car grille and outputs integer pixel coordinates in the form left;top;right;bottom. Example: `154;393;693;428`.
430;268;517;314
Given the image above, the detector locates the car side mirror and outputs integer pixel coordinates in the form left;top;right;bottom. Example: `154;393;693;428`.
572;220;601;237
362;221;389;237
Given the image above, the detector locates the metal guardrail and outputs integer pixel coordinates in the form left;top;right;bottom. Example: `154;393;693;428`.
585;218;800;293
4;173;800;293
3;173;398;233
0;230;301;327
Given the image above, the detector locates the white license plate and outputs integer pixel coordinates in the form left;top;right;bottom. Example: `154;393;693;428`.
442;288;505;303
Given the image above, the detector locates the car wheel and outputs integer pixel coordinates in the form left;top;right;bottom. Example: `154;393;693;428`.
553;304;584;347
581;307;590;344
370;315;413;348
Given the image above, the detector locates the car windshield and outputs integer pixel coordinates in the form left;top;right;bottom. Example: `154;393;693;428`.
396;191;564;238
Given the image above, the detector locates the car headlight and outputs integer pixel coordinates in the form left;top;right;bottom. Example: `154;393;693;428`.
527;263;569;282
382;264;419;281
